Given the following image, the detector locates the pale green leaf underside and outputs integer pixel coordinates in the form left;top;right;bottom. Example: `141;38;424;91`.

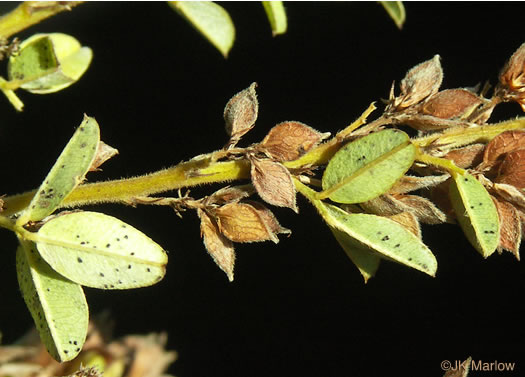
449;172;500;258
169;1;235;57
316;200;436;276
330;227;381;283
17;115;100;225
16;241;88;362
262;1;287;36
321;129;416;204
8;33;93;94
35;211;168;289
380;1;406;29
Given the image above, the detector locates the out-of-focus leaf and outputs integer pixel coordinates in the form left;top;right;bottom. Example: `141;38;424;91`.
262;1;287;36
169;1;235;58
380;1;406;29
8;33;92;94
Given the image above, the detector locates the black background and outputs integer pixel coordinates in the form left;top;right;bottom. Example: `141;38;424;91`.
1;2;525;377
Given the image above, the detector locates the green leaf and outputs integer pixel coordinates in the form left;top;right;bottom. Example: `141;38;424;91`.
319;202;437;276
449;172;500;258
380;1;406;29
262;1;287;36
8;33;93;94
34;211;168;289
330;227;381;283
320;129;416;204
169;1;235;58
16;241;88;362
17;115;100;225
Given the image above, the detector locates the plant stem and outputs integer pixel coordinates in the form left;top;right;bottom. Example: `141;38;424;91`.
0;1;83;39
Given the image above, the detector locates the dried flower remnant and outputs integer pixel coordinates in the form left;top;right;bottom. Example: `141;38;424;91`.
494;149;525;189
393;55;443;109
481;130;525;172
498;42;525;110
250;157;298;212
443;144;485;169
258;121;330;161
223;82;259;146
198;209;236;281
88;141;119;172
388;211;422;239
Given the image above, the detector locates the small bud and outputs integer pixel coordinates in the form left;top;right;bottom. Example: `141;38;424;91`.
495;149;525;189
213;202;279;243
493;197;521;260
223;82;259;143
198;209;236;281
89;141;119;172
250;157;298;212
395;55;443;109
499;43;525;111
258;121;330;161
422;89;483;120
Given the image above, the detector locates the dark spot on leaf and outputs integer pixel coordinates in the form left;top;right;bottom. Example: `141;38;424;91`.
381;235;390;241
80;241;86;245
128;264;132;269
106;243;111;248
99;272;104;277
395;244;400;248
77;257;83;263
147;268;151;272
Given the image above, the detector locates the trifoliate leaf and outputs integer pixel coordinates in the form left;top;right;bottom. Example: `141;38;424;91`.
379;1;406;29
16;241;88;362
169;1;235;58
8;33;92;94
449;172;500;257
17;116;99;225
320;129;416;204
262;1;287;36
34;211;168;289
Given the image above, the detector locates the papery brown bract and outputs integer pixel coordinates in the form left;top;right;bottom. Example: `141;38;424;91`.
213;202;279;243
493;197;521;260
395;55;443;109
389;174;450;195
198;209;236;281
422;89;483;120
493;183;525;210
250;157;298;212
207;185;254;205
258;121;330;161
395;194;447;224
223;82;259;144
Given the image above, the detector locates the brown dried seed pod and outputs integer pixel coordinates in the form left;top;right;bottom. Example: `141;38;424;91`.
258;121;330;162
250;157;298;212
223;82;259;141
483;130;525;165
495;149;525;189
213;202;279;243
443;144;485;169
422;89;483;120
198;209;236;281
493;197;521;260
396;55;443;109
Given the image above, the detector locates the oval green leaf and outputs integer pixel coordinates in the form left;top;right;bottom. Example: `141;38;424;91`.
310;194;436;276
17;115;100;225
169;1;235;58
380;1;406;29
35;211;168;289
16;241;88;362
449;172;500;257
321;129;416;204
8;33;92;94
262;1;287;36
